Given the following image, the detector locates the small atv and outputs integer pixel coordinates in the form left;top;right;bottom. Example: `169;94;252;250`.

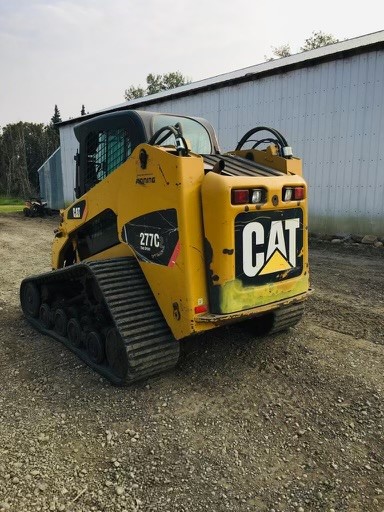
23;198;52;217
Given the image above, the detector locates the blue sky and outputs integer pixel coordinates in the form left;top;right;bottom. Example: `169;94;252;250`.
0;0;383;127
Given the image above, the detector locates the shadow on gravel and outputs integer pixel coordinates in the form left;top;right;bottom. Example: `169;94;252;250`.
177;322;288;378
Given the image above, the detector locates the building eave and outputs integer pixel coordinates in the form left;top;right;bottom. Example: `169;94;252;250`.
58;30;384;128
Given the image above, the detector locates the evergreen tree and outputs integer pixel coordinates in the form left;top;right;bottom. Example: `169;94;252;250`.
0;121;60;196
50;105;62;126
81;105;86;116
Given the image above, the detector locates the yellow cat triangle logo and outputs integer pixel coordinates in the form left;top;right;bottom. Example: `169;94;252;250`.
259;249;292;275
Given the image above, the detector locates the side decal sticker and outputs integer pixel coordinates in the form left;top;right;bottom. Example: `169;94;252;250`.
67;200;87;220
122;209;179;266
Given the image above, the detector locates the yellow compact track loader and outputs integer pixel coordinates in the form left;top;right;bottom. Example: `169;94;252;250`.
20;110;309;385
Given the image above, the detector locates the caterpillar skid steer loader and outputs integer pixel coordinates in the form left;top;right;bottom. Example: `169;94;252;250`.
20;110;309;385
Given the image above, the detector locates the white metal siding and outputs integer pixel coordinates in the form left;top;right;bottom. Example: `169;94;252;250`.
59;125;79;206
37;147;63;210
57;43;384;235
137;49;384;235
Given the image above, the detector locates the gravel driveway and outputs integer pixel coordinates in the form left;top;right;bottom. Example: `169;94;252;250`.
0;213;383;512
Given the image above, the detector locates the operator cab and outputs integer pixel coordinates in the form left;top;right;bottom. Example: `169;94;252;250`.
74;110;220;198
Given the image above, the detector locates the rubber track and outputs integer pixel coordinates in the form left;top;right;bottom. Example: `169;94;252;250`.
20;257;180;385
270;302;305;334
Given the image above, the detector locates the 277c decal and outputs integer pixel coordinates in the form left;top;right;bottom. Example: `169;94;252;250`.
235;209;303;285
122;209;179;266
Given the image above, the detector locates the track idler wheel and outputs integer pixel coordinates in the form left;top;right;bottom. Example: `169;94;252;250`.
39;303;52;329
105;328;128;380
21;282;41;318
86;331;105;364
67;318;83;348
54;308;68;337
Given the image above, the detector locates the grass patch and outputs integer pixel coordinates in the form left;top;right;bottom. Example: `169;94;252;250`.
0;196;24;205
0;204;24;213
0;197;24;213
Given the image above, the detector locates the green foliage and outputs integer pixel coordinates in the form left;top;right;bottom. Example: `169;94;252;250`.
266;43;291;61
124;85;146;101
300;31;339;51
0;121;59;197
50;104;62;126
266;31;339;60
124;71;191;101
0;196;23;205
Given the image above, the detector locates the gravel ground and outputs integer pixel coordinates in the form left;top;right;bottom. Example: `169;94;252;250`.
0;212;383;512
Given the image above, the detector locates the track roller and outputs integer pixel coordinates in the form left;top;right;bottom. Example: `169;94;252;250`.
67;318;83;348
54;309;68;337
21;282;40;318
86;331;105;364
39;303;52;329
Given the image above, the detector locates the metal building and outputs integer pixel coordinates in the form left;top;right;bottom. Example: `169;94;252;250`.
54;30;384;235
37;147;63;210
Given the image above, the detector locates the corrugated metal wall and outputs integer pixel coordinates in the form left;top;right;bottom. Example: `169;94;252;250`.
59;126;80;206
138;49;384;235
58;48;384;235
37;148;64;211
38;130;78;209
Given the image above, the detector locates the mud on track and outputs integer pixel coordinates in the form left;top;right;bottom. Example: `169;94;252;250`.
0;212;383;512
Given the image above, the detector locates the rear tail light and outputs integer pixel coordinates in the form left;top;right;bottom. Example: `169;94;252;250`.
232;189;249;204
232;188;266;205
283;186;305;201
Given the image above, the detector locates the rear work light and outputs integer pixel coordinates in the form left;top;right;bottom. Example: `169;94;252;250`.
232;188;266;205
251;189;264;204
283;186;305;201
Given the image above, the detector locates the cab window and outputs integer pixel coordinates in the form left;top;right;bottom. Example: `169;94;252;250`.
153;115;212;154
85;128;132;190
